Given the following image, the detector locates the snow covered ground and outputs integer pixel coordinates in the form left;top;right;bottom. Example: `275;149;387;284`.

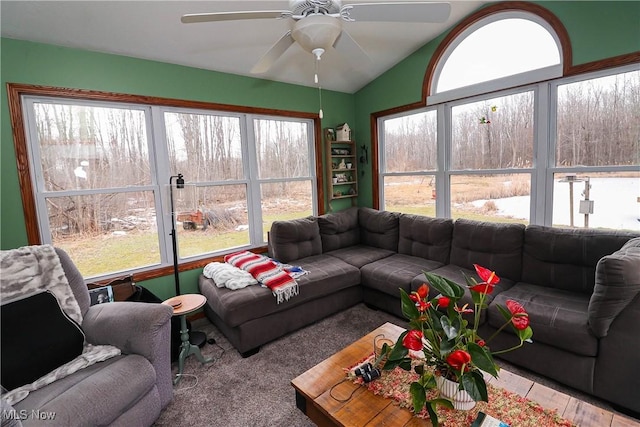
472;177;640;230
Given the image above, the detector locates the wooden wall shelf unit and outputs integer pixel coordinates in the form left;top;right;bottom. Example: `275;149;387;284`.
326;135;358;206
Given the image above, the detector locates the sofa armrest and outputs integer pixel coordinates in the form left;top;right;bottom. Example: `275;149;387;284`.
588;240;640;337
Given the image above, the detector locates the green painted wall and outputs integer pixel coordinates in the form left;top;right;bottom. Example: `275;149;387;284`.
353;1;640;207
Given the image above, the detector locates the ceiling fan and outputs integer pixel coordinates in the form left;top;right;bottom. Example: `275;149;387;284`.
181;1;452;74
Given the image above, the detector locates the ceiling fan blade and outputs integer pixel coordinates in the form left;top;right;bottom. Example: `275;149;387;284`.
181;10;290;24
250;31;295;74
341;2;451;23
334;31;372;69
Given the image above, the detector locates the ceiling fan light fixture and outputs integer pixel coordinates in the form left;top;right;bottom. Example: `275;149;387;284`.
292;14;342;53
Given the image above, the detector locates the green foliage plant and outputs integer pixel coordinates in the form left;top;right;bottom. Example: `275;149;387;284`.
381;265;534;427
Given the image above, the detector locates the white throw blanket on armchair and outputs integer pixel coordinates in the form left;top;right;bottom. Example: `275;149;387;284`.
0;245;120;405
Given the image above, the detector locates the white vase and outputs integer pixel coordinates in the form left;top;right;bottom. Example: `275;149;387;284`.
436;376;476;410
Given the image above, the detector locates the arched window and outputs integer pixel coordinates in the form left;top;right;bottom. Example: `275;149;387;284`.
430;11;562;103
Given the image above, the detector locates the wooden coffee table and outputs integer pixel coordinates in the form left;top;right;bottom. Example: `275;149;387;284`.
291;322;639;427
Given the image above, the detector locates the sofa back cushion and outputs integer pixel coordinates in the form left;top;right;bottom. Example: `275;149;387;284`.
398;214;453;264
268;217;322;263
449;219;525;282
318;207;361;252
522;225;639;294
358;208;400;251
588;237;640;337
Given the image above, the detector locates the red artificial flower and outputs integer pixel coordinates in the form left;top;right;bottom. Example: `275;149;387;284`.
469;283;496;294
506;300;530;330
474;264;500;285
470;264;500;295
437;296;450;308
477;339;486;347
416;283;429;299
402;330;424;351
409;293;420;303
446;349;471;370
454;303;473;314
416;300;431;312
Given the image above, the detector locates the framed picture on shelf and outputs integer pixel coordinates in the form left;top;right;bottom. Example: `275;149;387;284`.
89;285;114;305
324;127;335;141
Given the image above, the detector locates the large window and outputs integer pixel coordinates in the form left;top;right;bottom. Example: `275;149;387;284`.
20;92;318;279
380;110;437;216
378;8;639;231
551;70;640;229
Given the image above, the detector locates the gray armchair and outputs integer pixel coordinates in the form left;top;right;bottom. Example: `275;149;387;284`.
2;248;173;426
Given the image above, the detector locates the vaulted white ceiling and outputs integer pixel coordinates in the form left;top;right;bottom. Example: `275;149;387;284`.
1;1;486;93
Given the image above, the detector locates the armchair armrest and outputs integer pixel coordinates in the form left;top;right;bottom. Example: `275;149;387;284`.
588;240;640;337
82;301;172;358
82;301;174;407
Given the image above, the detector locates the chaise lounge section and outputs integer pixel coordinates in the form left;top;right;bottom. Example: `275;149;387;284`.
198;207;640;413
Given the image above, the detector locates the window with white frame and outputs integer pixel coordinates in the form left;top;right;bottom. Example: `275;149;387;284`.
23;96;317;279
379;9;640;231
379;109;438;216
550;69;640;230
430;12;561;104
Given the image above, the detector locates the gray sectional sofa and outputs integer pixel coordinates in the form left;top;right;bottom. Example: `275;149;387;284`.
198;207;640;414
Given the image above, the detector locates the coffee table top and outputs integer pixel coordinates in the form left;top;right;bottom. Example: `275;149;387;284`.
291;322;639;427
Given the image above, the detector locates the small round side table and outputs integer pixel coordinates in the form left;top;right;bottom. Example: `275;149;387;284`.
162;294;213;385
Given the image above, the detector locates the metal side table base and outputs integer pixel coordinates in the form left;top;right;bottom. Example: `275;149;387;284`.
174;314;213;385
162;294;213;386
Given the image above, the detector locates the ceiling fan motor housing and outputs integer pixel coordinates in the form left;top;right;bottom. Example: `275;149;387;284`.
289;0;342;16
292;14;342;53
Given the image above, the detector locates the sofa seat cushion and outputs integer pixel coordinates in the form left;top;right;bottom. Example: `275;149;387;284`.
14;354;156;426
199;255;360;328
361;254;443;297
418;264;516;324
489;283;597;357
325;244;394;268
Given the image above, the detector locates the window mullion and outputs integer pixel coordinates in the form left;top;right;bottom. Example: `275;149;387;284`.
243;115;263;245
151;105;173;265
438;103;450;218
532;82;551;226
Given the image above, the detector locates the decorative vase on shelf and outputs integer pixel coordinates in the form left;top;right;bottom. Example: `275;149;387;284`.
435;376;476;410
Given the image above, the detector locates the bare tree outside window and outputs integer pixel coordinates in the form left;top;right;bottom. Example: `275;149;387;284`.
25;99;317;279
33;102;161;276
164;113;315;258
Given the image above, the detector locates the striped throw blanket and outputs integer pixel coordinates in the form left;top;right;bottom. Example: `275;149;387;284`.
224;251;299;303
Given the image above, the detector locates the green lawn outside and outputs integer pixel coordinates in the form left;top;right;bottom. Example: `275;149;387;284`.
59;206;525;278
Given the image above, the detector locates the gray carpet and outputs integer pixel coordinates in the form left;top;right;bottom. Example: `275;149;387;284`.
153;303;631;427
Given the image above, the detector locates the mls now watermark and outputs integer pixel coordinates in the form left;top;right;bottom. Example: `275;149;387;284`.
3;409;57;421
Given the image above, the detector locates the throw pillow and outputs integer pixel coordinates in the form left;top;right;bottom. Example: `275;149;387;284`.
588;239;640;337
1;290;85;391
